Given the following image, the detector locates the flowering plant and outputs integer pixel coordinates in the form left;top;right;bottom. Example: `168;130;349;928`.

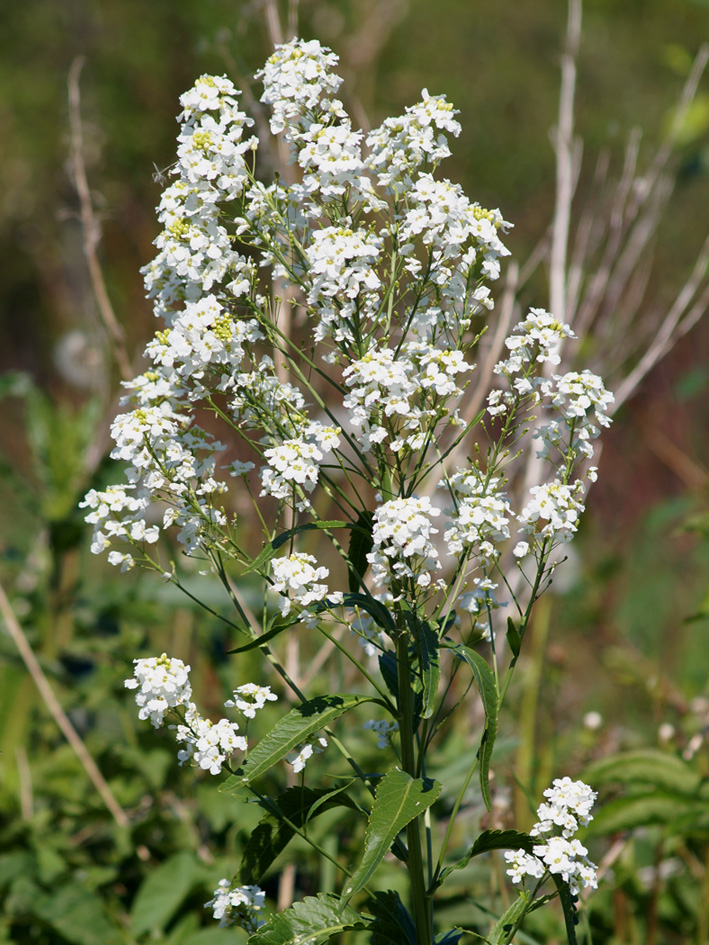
83;38;612;945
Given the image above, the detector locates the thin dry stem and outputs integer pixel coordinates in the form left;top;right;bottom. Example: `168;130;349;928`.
68;58;133;383
613;234;709;409
0;577;129;828
549;0;581;327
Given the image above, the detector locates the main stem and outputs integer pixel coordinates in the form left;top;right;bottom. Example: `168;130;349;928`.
397;629;433;945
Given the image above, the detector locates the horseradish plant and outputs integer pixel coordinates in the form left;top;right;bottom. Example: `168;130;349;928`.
83;38;612;945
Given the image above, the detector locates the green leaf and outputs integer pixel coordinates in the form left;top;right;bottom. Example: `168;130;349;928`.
130;852;197;936
506;617;521;659
437;829;534;886
343;768;442;899
584;749;701;796
244;521;348;574
233;694;376;784
344;592;396;633
443;643;499;811
34;883;123;945
417;620;440;720
588;791;705;835
225;614;300;654
240;785;360;884
488;890;532;945
378;651;399;700
250;892;366;945
366;890;417;945
348;510;374;593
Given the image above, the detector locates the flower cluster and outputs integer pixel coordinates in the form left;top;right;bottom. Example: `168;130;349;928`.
175;705;247;776
124;654;192;728
125;657;281;776
100;37;612;939
206;880;265;931
364;718;400;749
271;552;343;622
505;778;599;896
367;496;442;590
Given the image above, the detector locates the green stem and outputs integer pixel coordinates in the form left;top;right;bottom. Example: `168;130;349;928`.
396;630;433;945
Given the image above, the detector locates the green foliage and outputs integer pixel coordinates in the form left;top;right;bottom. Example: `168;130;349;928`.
249;893;367;945
343;769;443;899
230;694;379;785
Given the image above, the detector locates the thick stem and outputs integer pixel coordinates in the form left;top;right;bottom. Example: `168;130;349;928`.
396;630;433;945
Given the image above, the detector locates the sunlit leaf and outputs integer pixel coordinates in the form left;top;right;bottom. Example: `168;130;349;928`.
343;768;442;899
250;893;366;945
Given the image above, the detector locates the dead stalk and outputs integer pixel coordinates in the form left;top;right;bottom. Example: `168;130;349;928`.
0;578;130;829
68;58;133;383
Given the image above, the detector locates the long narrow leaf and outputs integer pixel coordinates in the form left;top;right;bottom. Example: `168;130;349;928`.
235;694;376;784
244;521;348;574
550;875;579;945
443;643;499;811
417;620;440;719
488;891;532;945
437;829;534;886
225;616;298;654
348;510;374;592
344;592;396;633
343;768;442;899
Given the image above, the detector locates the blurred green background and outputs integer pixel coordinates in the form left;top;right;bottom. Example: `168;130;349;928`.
1;1;709;942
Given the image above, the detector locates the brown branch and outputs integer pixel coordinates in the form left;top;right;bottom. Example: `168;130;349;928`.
0;577;129;828
549;0;582;326
68;58;133;383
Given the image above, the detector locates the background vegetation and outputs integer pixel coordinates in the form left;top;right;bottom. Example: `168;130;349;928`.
1;1;709;942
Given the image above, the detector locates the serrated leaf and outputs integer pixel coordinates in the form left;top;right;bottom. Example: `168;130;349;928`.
240;785;360;884
443;643;498;811
250;892;366;945
417;620;440;719
237;694;376;784
343;768;442;899
244;521;348;574
130;852;196;936
437;829;534;886
348;510;374;593
366;890;417;945
584;749;701;797
488;890;532;945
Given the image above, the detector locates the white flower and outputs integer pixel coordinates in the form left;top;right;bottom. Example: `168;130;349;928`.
174;703;247;775
286;736;328;773
507;777;599;896
367;496;441;589
504;848;545;884
125;654;192;728
270;552;342;617
225;684;278;718
206;879;265;931
518;479;586;542
363;719;399;748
